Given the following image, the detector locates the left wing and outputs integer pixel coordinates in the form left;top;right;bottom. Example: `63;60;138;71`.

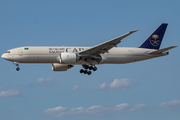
78;30;138;56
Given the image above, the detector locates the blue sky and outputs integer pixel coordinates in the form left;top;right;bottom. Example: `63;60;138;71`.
0;0;180;120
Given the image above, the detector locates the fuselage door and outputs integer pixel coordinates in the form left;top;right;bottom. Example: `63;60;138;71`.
19;49;23;56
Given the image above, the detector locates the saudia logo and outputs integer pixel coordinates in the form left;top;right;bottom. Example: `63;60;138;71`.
149;34;160;46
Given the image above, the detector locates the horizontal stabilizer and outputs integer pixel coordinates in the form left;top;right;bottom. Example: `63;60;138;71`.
149;46;177;54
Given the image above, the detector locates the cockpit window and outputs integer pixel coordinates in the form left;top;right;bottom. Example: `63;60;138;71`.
5;51;10;53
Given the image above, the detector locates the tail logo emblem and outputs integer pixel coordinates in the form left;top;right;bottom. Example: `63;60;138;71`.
149;34;160;46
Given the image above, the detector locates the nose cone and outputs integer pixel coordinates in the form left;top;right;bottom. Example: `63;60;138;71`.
1;54;5;59
1;53;9;60
1;53;12;61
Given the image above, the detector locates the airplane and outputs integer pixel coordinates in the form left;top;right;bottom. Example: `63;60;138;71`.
1;23;177;75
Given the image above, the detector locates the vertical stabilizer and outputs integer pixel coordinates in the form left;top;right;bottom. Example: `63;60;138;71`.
139;23;168;49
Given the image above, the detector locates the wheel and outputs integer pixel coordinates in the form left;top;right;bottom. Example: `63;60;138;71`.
16;67;20;71
89;66;93;70
87;71;91;75
80;69;84;73
85;65;89;69
84;70;88;74
93;66;97;71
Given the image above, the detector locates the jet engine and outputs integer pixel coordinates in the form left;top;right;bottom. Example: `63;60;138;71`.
52;63;73;71
60;53;80;63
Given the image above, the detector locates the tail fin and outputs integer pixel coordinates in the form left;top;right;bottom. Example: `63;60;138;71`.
139;23;168;49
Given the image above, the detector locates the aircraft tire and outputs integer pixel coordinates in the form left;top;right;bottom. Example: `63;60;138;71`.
84;70;88;74
85;66;89;69
80;69;84;73
93;67;97;71
88;71;91;75
16;67;20;71
89;66;93;70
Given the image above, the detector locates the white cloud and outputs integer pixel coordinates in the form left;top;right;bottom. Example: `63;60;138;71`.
127;104;146;112
99;82;106;89
37;77;52;83
116;103;130;110
110;78;131;89
56;107;85;117
86;105;103;113
42;106;67;115
72;85;79;91
0;90;19;97
99;78;135;90
159;100;180;108
43;103;146;117
115;103;146;112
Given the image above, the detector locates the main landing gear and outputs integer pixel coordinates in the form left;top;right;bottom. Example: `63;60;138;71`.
80;69;92;75
80;65;97;75
13;62;20;71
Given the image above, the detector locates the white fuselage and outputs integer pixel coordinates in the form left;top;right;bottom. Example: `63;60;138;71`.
1;46;167;65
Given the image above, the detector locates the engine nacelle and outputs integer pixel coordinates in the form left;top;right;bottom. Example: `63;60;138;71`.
60;53;79;63
52;63;73;71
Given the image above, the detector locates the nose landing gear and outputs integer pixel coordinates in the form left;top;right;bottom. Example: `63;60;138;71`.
13;62;20;71
16;67;20;71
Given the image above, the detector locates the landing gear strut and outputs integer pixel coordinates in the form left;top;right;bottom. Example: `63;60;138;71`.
13;62;20;71
80;65;97;75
